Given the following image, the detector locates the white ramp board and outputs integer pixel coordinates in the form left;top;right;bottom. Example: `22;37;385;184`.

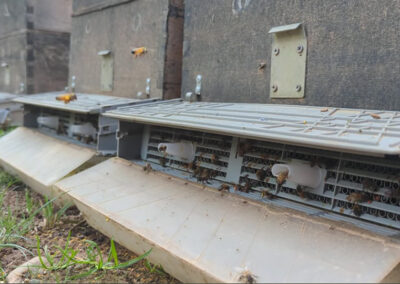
0;127;95;197
55;158;400;283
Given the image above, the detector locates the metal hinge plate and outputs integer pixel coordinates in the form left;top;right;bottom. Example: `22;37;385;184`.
269;23;307;99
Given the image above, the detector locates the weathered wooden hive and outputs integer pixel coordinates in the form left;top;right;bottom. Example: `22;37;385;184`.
0;0;72;94
69;0;183;99
0;92;22;126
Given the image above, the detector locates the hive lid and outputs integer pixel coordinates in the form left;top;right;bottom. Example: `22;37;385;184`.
0;127;95;197
14;91;156;114
105;100;400;156
0;92;18;104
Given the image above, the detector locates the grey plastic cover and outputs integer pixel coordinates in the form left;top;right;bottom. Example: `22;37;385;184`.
0;92;18;104
14;91;151;114
105;100;400;156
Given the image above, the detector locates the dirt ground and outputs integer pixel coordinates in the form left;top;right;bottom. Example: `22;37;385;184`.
0;173;179;283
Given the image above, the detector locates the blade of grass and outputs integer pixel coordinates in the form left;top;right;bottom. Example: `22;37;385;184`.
36;236;49;269
109;239;119;266
114;249;152;269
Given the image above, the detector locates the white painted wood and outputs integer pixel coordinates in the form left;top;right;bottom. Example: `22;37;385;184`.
0;127;95;197
55;157;400;283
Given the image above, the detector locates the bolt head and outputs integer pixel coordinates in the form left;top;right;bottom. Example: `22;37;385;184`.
296;45;304;54
273;48;280;56
295;85;302;92
272;84;278;92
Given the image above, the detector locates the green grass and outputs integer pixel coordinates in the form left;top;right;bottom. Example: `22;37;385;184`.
0;126;16;137
40;196;72;229
0;171;20;189
36;234;152;281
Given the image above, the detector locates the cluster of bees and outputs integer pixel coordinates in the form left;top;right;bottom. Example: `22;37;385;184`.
189;153;221;183
344;178;388;217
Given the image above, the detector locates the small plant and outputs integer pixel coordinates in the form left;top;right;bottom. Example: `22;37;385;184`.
145;259;167;276
0;171;20;189
69;239;152;280
40;196;72;228
0;126;16;137
25;189;35;215
36;234;152;281
36;232;77;271
0;193;62;254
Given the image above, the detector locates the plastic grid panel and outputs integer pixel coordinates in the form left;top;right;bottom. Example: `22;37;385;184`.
238;138;400;229
145;125;232;182
38;107;98;146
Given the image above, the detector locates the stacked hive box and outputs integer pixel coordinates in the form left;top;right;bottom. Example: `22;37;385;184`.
181;0;400;110
0;0;72;94
69;0;184;99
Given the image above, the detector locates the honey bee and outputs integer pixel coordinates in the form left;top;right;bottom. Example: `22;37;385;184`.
159;157;167;167
211;154;219;164
57;121;67;135
256;167;270;181
362;178;378;192
219;184;230;192
198;168;210;183
238;270;257;284
261;190;274;200
236;141;253;158
193;167;202;178
240;179;252;193
352;203;362;217
143;163;152;173
296;185;307;199
276;171;288;186
83;136;94;144
131;47;147;57
186;161;196;171
346;192;369;203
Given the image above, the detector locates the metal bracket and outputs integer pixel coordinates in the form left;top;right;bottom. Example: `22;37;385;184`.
98;50;113;91
19;82;25;94
70;75;76;93
145;78;151;97
195;74;202;95
184;74;202;102
137;78;151;99
269;23;307;99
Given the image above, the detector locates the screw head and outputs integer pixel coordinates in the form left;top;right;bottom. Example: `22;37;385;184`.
295;85;302;92
272;84;278;92
296;45;304;54
273;48;280;56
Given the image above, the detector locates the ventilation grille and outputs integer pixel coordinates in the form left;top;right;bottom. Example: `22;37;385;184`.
145;126;232;182
238;138;400;229
38;108;98;145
